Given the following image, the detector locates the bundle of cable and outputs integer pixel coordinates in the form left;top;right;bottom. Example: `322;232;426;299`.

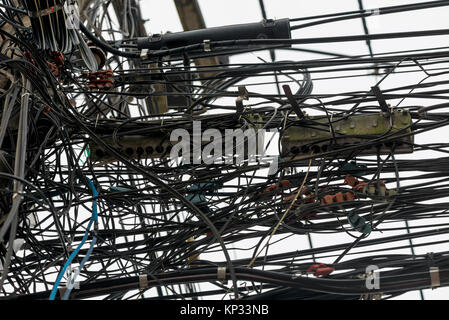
21;0;98;71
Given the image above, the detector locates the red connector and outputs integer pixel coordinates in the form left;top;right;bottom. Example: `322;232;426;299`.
320;191;355;205
263;180;291;195
306;263;334;277
283;186;316;205
86;70;114;90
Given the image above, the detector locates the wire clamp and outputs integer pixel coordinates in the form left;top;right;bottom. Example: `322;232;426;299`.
203;40;211;52
217;266;227;284
139;274;148;289
430;267;440;289
368;8;381;16
140;49;149;59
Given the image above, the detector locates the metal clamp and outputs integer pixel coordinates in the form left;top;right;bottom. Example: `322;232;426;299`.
203;40;211;52
139;274;148;289
262;19;275;28
430;267;440;289
369;8;381;16
217;267;227;284
140;49;149;59
149;34;163;43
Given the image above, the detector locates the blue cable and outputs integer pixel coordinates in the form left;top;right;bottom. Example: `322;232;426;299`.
49;178;98;300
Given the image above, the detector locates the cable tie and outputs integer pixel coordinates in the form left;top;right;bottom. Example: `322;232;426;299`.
430;267;440;289
139;274;148;289
217;266;227;284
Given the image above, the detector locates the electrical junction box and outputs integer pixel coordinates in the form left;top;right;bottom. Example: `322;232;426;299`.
281;109;414;159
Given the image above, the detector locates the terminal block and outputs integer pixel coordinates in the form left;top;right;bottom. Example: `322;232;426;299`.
90;113;264;164
90;135;172;164
281;110;413;158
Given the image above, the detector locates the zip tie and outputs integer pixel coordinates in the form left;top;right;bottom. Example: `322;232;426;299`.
429;267;440;289
139;274;148;289
217;266;227;284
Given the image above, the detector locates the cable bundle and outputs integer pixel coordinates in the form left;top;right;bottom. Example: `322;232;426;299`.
21;0;97;70
2;0;449;301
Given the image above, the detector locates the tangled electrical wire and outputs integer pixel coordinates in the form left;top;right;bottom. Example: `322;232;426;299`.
1;0;449;300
